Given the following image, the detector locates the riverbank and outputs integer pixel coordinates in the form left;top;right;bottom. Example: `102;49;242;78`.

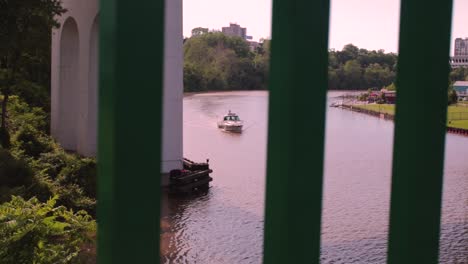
341;103;468;135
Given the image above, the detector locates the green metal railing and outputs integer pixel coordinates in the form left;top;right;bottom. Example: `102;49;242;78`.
97;0;453;263
387;1;452;263
98;0;165;263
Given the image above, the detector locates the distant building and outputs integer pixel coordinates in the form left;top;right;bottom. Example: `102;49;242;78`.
367;89;396;104
453;81;468;96
450;38;468;68
455;38;468;56
382;90;396;104
222;23;252;40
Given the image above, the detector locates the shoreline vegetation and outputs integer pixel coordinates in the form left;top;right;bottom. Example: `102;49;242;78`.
342;102;468;131
183;34;402;92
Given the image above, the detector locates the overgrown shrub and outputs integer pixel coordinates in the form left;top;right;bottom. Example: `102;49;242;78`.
0;196;96;264
32;150;69;179
0;149;33;188
2;96;97;215
54;183;96;216
30;151;97;215
12;124;53;158
448;88;458;105
7;96;48;133
57;157;97;198
358;92;369;101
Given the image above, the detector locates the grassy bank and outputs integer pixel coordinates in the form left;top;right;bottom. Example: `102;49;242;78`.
351;103;468;130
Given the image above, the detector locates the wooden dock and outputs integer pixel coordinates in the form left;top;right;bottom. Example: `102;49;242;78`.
168;158;213;194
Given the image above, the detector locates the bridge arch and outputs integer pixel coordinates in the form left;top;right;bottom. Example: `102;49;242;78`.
59;17;80;150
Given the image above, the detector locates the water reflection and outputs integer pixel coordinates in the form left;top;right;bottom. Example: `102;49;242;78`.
160;91;467;264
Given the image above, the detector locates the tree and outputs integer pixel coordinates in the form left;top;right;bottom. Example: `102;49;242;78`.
327;44;398;90
364;63;395;88
191;27;208;37
0;0;65;147
448;82;459;105
449;67;468;82
328;68;339;89
337;44;359;62
386;83;397;91
183;32;268;92
343;60;362;89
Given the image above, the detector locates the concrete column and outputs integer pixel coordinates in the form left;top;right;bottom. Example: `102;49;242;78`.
51;0;98;155
161;0;183;173
52;0;183;173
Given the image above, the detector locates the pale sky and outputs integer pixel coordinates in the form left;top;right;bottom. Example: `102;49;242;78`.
183;0;468;55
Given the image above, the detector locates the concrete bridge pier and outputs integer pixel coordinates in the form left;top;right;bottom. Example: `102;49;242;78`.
51;0;183;173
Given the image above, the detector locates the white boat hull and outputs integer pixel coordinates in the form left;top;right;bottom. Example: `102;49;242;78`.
218;111;243;133
217;122;243;133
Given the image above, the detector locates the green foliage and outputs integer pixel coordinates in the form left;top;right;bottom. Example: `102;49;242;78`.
0;0;65;144
0;149;33;189
0;96;97;216
183;33;269;92
191;27;208;37
7;95;48;134
358;92;369;101
33;151;70;180
386;83;397;91
343;60;362;89
448;86;458;105
449;67;468;82
28;149;97;216
0;2;98;259
0;196;96;264
364;64;395;89
328;44;398;90
12;124;53;158
15;79;51;111
56;157;97;200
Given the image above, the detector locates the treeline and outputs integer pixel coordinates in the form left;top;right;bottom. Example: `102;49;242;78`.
450;67;468;82
184;32;269;92
184;36;468;92
183;37;400;91
328;44;397;90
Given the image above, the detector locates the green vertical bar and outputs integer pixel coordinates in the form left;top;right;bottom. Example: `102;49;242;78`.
388;0;453;263
263;0;330;263
98;0;165;263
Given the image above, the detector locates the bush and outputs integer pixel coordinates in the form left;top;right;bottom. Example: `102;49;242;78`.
7;96;48;134
0;149;33;188
358;92;369;101
54;183;96;217
448;88;458;105
32;150;69;180
0;196;96;264
12;124;53;158
57;157;97;198
27;151;97;215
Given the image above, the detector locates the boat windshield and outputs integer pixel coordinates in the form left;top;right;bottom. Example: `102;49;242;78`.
224;115;240;121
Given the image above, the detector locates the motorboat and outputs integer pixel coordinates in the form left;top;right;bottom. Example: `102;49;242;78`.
217;110;243;133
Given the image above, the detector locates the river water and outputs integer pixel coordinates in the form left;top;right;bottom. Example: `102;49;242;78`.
160;91;467;264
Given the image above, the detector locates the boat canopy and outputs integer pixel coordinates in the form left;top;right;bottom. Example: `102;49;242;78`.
224;115;240;121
